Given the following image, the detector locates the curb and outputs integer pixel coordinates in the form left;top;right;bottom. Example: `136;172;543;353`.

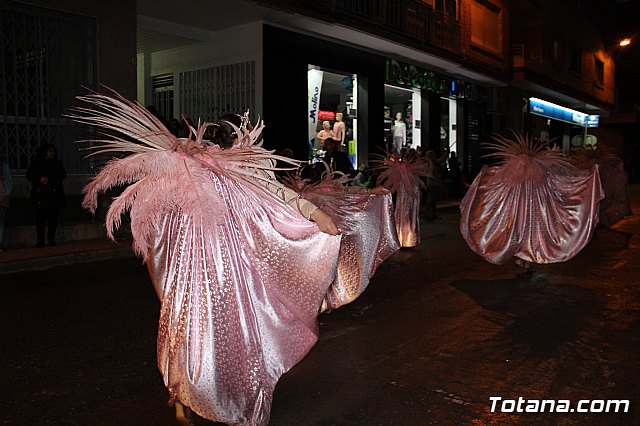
0;246;135;275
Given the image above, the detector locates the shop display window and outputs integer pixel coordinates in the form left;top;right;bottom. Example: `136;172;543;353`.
308;65;358;168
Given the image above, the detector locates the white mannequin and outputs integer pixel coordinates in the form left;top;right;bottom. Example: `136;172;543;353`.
391;112;406;155
333;112;346;147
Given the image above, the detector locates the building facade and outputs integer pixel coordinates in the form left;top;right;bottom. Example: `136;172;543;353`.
2;0;620;194
135;0;510;177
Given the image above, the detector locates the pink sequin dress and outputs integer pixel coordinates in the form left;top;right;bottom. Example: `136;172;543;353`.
73;93;341;426
460;134;604;265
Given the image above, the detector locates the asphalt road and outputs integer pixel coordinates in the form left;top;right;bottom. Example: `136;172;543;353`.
2;193;639;425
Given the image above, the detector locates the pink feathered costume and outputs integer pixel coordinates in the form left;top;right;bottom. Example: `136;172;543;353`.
460;134;603;265
72;93;341;426
284;171;400;310
374;152;427;248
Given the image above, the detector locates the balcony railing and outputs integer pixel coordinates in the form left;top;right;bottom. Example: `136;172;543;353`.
254;0;461;57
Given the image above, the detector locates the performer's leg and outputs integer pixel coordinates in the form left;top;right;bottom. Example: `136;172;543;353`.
175;401;194;426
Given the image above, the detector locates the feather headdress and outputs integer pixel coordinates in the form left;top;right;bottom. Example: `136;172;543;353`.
483;131;572;168
481;132;576;183
69;90;301;258
371;150;428;194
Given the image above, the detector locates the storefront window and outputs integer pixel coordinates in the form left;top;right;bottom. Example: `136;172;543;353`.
440;97;458;155
307;65;358;168
384;84;421;155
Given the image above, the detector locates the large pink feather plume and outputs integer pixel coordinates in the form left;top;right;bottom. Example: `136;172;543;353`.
71;90;305;258
371;151;428;194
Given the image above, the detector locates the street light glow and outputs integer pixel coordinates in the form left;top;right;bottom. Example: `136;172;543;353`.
619;38;631;47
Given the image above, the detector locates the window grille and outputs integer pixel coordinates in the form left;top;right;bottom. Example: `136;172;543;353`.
0;1;97;172
179;61;256;123
152;74;174;121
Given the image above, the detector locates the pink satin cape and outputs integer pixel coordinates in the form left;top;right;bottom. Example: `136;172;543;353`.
395;184;421;248
296;187;400;310
72;92;342;426
460;156;603;265
145;172;340;425
325;192;399;309
374;155;427;248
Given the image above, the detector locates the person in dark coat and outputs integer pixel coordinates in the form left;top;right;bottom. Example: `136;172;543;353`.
26;144;67;247
323;138;355;177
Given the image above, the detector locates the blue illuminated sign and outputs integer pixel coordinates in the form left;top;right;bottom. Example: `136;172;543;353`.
528;98;598;128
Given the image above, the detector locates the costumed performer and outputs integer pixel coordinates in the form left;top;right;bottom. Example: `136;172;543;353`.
373;149;427;248
283;165;400;311
70;92;342;426
570;144;632;227
460;132;604;274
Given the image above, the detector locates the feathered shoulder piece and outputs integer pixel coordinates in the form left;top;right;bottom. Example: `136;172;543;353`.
68;90;300;258
483;132;572;169
280;163;372;229
281;162;349;195
371;149;427;194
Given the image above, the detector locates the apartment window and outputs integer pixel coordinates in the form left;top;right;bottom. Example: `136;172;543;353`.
569;47;582;74
594;57;604;86
435;0;458;18
470;0;501;55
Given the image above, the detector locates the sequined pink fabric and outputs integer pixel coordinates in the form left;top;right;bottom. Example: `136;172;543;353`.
326;192;398;309
395;184;421;248
373;154;427;248
297;188;399;310
281;170;400;309
460;155;604;265
146;172;340;425
72;92;343;426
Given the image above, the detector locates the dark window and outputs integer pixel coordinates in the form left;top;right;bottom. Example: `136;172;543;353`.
594;57;604;86
569;47;582;74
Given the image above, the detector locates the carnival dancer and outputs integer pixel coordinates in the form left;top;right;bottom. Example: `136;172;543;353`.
460;133;603;273
570;144;632;227
373;149;428;248
71;91;341;426
283;166;400;311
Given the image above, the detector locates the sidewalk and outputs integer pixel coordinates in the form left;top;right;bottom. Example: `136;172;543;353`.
0;237;134;275
0;200;461;275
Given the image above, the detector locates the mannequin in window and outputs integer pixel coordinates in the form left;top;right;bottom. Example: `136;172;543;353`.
383;108;393;153
391;112;406;155
333;112;346;149
315;120;335;150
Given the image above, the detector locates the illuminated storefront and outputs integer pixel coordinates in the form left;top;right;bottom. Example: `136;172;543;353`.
307;67;359;167
384;59;476;165
527;97;600;151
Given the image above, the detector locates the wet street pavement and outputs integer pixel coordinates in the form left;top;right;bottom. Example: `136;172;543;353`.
2;187;639;425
